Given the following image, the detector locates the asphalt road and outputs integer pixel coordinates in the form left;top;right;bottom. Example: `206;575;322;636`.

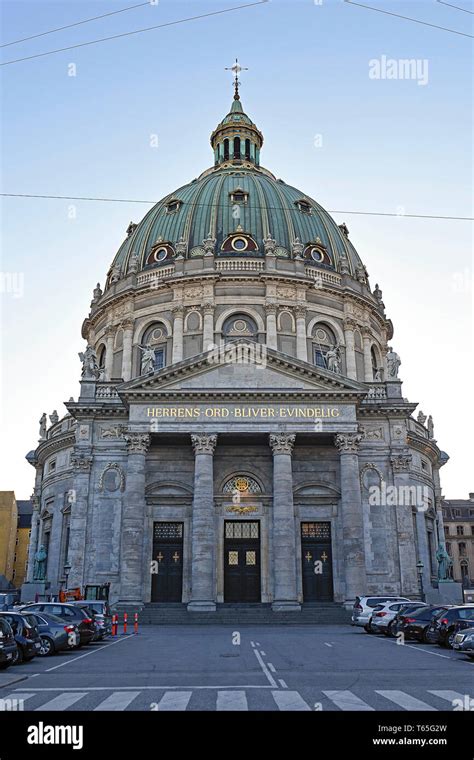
0;625;472;712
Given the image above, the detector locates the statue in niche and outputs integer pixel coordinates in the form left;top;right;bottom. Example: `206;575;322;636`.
139;344;155;375
33;545;48;581
326;343;342;374
436;544;453;581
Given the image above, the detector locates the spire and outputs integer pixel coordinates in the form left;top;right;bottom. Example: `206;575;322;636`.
225;58;248;101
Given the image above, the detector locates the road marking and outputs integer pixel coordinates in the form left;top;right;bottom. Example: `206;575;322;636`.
323;690;374;711
255;642;260;646
216;690;248;711
373;636;451;659
428;690;465;704
267;663;276;673
272;690;310;711
260;650;266;656
44;635;133;672
250;641;255;647
35;692;87;711
324;643;333;648
1;692;35;703
252;647;278;688
278;679;288;689
13;684;274;691
94;691;140;711
156;691;192;711
376;690;437;711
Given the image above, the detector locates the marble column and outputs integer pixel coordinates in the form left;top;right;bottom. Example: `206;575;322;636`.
335;433;367;602
391;453;419;596
295;305;308;362
67;452;93;589
188;434;217;611
362;329;373;382
415;509;432;592
202;303;215;351
121;320;134;381
26;496;40;582
265;303;278;350
104;326;115;381
343;319;358;380
269;433;300;611
118;432;150;605
172;305;184;363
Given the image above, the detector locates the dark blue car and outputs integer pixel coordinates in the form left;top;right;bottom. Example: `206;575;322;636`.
21;611;80;656
0;612;42;664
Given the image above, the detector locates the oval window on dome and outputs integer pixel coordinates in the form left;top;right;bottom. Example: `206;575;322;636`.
231;237;248;251
310;248;324;263
153;248;168;262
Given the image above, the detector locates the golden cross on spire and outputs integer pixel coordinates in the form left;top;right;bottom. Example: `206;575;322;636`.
225;58;248;100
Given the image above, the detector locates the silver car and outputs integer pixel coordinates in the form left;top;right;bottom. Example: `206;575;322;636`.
352;595;410;627
367;601;427;634
453;627;474;659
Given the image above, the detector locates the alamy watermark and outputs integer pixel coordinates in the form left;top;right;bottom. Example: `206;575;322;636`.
368;483;430;511
369;55;429;86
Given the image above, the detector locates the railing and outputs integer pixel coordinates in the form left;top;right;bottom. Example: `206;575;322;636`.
304;267;342;287
96;384;119;399
137;266;175;287
364;385;387;402
216;258;265;272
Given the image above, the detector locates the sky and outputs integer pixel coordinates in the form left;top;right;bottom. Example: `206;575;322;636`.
0;0;472;499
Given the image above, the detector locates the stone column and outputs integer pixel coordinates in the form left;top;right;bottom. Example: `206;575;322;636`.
188;434;218;611
202;303;215;351
104;326;115;381
295;305;308;362
121;320;134;381
67;452;93;589
172;305;184;363
269;433;300;611
265;303;278;350
118;432;151;606
391;453;419;596
26;496;40;582
343;319;358;380
362;329;373;382
335;433;367;602
415;509;432;592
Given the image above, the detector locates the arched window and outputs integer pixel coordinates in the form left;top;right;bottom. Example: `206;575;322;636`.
312;324;337;369
141;322;168;372
223;139;229;160
245;139;251;160
233;137;241;159
222;313;258;342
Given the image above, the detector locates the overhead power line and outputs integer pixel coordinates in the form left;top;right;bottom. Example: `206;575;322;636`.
1;193;471;221
0;1;269;66
344;0;474;37
436;0;474;14
1;1;151;49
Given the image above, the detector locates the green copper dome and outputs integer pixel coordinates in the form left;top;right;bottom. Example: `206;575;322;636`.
106;92;365;283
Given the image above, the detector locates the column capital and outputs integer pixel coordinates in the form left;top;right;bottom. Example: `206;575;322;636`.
202;302;215;316
269;433;295;455
104;325;116;337
171;303;185;316
335;432;362;453
264;301;278;315
294;303;308;318
391;452;412;472
343;317;357;331
124;432;151;454
120;318;134;331
71;452;93;472
191;433;217;455
362;326;372;339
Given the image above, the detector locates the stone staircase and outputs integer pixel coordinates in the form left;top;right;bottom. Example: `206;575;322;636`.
137;603;351;626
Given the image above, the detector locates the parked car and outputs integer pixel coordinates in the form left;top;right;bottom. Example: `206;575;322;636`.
70;600;111;640
0;617;18;669
453;625;474;659
396;605;451;642
19;603;96;646
0;611;41;664
21;611;80;656
352;596;411;628
0;592;20;611
426;605;474;648
368;601;428;635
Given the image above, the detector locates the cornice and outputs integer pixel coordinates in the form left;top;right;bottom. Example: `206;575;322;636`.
407;432;442;463
35;432;76;465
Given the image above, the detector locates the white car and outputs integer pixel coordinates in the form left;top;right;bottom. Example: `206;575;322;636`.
352;596;410;627
367;601;427;634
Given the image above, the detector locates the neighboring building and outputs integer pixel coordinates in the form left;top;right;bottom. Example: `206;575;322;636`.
26;77;449;611
13;500;33;588
442;494;474;587
0;492;17;586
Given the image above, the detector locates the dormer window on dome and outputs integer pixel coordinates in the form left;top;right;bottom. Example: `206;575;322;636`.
165;199;182;214
221;228;258;254
229;188;248;204
304;240;332;267
146;240;175;267
295;199;312;215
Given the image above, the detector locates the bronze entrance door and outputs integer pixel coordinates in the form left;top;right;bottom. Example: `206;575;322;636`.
224;521;261;602
301;522;334;602
151;522;184;602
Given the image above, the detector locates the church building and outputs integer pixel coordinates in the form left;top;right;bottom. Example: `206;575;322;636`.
26;69;448;612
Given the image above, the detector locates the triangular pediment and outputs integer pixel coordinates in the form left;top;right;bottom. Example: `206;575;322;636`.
118;344;368;400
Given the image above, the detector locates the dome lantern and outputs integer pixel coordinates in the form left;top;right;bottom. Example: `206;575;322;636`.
210;59;263;167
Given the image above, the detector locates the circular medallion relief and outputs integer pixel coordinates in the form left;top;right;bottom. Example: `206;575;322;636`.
235;477;250;492
231;237;248;251
315;328;329;343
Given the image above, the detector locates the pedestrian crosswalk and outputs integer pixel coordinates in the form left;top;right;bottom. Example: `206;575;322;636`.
0;688;466;712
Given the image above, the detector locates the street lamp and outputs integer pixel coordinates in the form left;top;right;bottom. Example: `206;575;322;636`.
416;560;425;602
63;562;72;590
